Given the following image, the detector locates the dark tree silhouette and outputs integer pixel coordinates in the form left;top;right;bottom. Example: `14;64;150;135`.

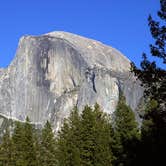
131;1;166;165
131;0;166;108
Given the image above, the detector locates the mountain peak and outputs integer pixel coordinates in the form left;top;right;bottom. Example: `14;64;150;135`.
0;31;143;130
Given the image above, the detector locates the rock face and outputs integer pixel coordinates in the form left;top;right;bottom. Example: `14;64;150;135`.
0;31;143;130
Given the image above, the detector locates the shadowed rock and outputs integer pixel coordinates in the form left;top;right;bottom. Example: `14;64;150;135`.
0;31;143;130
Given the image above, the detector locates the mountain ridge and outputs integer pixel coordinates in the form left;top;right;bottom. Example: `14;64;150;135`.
0;31;143;130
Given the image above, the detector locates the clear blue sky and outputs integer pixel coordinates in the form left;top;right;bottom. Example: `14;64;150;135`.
0;0;161;68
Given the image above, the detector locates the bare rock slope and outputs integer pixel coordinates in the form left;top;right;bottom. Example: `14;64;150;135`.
0;31;143;130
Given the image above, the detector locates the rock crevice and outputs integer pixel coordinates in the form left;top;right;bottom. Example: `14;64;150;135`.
0;31;143;129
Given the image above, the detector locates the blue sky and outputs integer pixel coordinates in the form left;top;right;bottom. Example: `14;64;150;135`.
0;0;161;68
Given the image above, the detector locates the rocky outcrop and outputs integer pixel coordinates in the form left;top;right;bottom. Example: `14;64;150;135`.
0;31;143;130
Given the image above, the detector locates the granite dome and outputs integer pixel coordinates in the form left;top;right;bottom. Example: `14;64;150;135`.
0;31;143;130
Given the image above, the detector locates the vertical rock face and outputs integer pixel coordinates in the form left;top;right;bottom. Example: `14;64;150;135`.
0;31;143;130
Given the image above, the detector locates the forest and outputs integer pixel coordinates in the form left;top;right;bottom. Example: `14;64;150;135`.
0;94;165;166
0;98;140;166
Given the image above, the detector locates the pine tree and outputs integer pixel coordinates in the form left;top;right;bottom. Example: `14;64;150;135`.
12;121;25;166
131;0;166;108
0;127;14;166
64;106;81;166
92;103;113;166
23;117;36;166
79;105;97;166
33;129;41;166
56;106;81;166
12;118;36;166
131;1;166;165
112;96;140;166
138;100;166;165
57;105;113;166
56;121;72;166
79;105;113;166
39;121;57;166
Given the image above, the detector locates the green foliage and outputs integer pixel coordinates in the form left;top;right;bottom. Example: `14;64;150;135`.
0;103;150;166
114;96;139;140
131;1;166;165
12;121;25;166
56;107;81;166
23;117;36;166
144;99;158;113
39;121;57;166
112;96;140;166
11;117;37;166
79;105;96;166
57;104;113;166
0;127;14;166
80;104;113;166
131;0;166;108
33;130;41;166
0;118;57;166
138;106;166;165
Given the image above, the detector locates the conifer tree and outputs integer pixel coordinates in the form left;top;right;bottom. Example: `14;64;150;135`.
79;105;97;166
67;106;81;166
57;105;113;166
12;121;25;166
79;104;113;166
91;103;113;166
131;0;166;108
56;121;72;166
0;127;14;166
33;130;41;166
39;121;57;166
131;1;166;165
12;117;36;166
56;106;81;166
23;117;36;166
138;100;166;165
113;96;140;166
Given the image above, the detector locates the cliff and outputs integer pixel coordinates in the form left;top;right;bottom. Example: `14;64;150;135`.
0;31;143;130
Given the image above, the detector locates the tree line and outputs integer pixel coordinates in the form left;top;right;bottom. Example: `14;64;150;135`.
1;94;164;166
0;96;141;166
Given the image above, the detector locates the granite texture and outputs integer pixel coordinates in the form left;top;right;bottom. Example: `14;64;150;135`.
0;31;143;130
